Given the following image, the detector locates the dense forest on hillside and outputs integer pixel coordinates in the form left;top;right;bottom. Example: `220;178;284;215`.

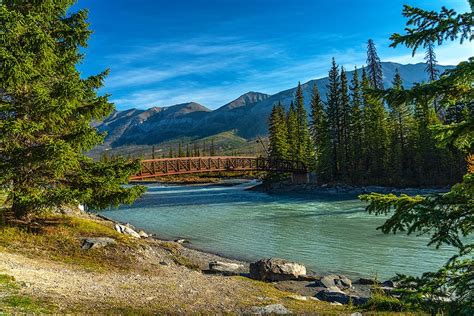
268;40;468;187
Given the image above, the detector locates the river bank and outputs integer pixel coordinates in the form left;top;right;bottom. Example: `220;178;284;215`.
0;208;349;314
251;180;450;196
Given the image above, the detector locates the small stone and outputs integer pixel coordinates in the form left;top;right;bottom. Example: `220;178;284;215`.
288;295;307;301
250;304;291;315
175;239;189;244
138;230;149;238
159;261;169;266
330;302;343;306
351;313;363;316
208;261;243;275
81;237;116;250
114;224;140;238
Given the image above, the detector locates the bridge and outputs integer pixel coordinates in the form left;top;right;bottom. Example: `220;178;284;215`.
130;156;307;181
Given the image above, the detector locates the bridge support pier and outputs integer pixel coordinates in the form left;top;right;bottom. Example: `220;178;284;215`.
291;172;309;184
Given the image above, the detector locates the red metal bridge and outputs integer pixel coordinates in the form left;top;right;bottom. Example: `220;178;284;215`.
130;156;307;181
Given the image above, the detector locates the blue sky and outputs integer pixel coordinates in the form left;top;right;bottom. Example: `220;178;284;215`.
72;0;472;110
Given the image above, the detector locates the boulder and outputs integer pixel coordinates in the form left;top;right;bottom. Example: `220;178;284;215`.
81;237;116;250
319;274;352;289
208;261;243;276
250;304;291;315
249;258;307;282
316;288;368;306
114;224;140;238
382;280;397;288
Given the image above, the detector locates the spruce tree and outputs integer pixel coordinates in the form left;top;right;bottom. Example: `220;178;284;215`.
0;1;145;218
286;102;299;159
294;83;313;165
386;69;413;184
309;84;332;181
366;39;384;89
361;3;473;312
326;58;341;179
349;67;364;183
339;67;351;179
425;41;439;82
362;64;389;183
268;103;289;160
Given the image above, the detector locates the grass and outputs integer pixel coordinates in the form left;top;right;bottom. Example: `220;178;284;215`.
0;214;141;272
0;274;54;313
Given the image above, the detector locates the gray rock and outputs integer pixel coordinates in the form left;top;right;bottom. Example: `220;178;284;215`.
114;224;140;238
208;261;243;275
250;258;307;282
316;288;368;306
319;274;352;289
250;304;291;315
81;237;116;250
382;280;397;288
175;238;189;244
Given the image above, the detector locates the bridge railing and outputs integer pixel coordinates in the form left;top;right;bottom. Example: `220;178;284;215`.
130;156;307;180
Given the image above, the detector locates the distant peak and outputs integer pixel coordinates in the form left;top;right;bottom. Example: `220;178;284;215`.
219;91;270;111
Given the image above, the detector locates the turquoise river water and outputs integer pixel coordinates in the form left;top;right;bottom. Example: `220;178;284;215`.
99;181;455;279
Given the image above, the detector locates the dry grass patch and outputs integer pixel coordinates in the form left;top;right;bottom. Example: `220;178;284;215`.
0;214;141;272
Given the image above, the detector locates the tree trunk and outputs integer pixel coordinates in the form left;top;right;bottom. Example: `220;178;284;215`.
12;199;28;220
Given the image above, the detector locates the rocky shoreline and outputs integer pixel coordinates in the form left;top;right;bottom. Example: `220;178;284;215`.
98;212;397;307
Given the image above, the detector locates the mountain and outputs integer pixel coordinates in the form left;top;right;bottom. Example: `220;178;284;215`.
98;62;453;147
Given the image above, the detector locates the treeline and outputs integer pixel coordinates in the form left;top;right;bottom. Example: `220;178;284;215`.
268;39;465;187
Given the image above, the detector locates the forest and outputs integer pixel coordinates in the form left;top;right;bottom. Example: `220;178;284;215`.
268;40;468;187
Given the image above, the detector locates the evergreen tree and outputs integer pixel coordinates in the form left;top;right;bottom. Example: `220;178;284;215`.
294;83;313;165
424;41;439;82
169;145;174;158
186;144;191;157
286;102;299;159
326;58;341;179
362;3;473;313
0;1;145;218
339;67;351;178
309;84;332;180
178;143;184;157
366;39;384;89
210;139;216;156
362;63;389;183
349;67;364;182
268;103;289;159
386;69;413;184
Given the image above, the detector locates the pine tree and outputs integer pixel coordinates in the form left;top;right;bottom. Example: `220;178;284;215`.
425;41;439;82
0;1;145;218
366;39;384;89
169;145;174;158
349;67;364;182
309;84;332;181
186;144;191;157
362;64;389;183
387;69;413;184
286;102;299;159
269;103;289;160
339;67;351;178
210;139;216;156
294;83;313;165
178;143;184;157
326;58;341;179
361;3;473;312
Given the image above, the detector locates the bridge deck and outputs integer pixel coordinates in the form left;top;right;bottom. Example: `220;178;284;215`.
130;156;306;181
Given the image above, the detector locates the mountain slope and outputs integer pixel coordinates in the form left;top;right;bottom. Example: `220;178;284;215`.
98;62;452;147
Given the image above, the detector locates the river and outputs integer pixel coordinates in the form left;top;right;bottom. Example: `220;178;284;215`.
99;180;455;279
